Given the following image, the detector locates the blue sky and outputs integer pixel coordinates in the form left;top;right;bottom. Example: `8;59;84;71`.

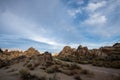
0;0;120;52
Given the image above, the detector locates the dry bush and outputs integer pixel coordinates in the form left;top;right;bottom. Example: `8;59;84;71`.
49;73;59;80
80;69;94;77
27;63;32;68
80;69;89;75
59;69;72;76
19;68;42;80
74;74;82;80
54;60;62;65
68;63;81;70
19;68;31;80
46;65;60;73
61;62;70;68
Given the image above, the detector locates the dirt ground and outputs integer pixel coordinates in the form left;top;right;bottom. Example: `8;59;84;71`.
0;60;120;80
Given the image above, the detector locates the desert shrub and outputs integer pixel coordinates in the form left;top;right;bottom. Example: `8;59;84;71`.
61;62;70;68
26;63;35;70
19;68;41;80
110;61;120;69
27;63;32;68
92;61;104;67
60;69;73;75
49;73;59;80
39;66;46;70
79;61;89;64
81;69;89;75
54;60;62;65
74;75;82;80
59;68;81;76
92;60;120;69
60;57;72;62
19;69;30;80
45;61;53;67
46;65;60;73
0;59;10;68
71;69;81;75
68;63;81;70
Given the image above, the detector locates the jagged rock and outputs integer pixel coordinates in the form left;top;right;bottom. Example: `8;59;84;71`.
58;43;120;63
58;46;75;57
101;43;120;56
113;43;120;48
0;48;3;54
76;45;89;56
24;47;40;57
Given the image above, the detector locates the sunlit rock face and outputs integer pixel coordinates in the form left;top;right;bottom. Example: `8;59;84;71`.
0;47;53;68
58;43;120;62
76;45;89;56
113;43;120;48
101;43;120;56
24;47;40;57
58;46;76;57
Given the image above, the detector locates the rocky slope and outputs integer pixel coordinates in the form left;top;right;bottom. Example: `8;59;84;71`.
58;43;120;68
59;43;120;57
0;47;53;68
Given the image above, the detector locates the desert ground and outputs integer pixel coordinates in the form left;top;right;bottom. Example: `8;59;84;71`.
0;58;120;80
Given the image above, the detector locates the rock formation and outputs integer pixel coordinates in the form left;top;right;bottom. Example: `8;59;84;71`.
58;46;76;57
24;47;40;57
58;43;120;63
24;51;53;70
0;47;53;68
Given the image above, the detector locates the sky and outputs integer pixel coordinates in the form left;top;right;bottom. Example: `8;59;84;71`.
0;0;120;52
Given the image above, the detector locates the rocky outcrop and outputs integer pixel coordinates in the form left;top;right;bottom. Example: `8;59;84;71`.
24;51;53;70
58;46;76;57
58;43;120;62
0;48;53;69
101;43;120;56
113;43;120;48
0;48;3;54
76;45;89;56
24;47;40;57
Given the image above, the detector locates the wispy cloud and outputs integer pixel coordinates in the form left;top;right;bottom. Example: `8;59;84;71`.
0;0;120;52
84;13;107;26
86;1;106;12
0;10;65;50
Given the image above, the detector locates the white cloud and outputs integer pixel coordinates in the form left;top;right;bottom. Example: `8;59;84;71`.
82;0;120;37
84;13;107;25
86;1;106;12
67;8;81;17
0;10;65;48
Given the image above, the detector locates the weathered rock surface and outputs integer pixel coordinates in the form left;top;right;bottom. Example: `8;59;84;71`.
58;43;120;62
24;47;40;57
0;47;53;68
24;51;53;69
